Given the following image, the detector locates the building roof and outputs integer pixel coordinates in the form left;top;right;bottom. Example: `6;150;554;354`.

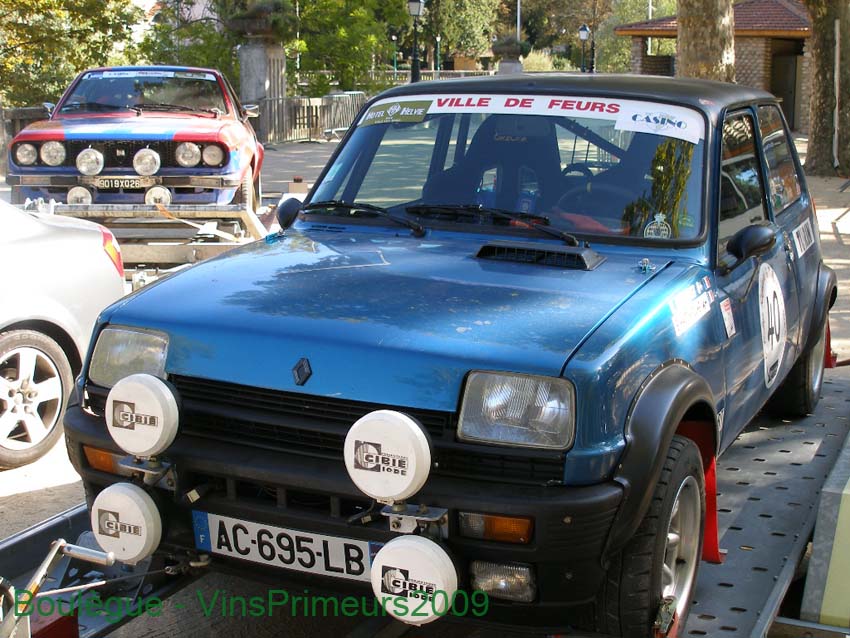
614;0;811;38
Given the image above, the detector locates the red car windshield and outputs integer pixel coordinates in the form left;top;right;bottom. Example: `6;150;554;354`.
59;69;227;115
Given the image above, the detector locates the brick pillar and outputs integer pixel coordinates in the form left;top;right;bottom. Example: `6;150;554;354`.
734;37;771;90
630;37;647;73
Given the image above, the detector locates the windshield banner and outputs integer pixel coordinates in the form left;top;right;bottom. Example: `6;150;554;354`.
360;94;704;144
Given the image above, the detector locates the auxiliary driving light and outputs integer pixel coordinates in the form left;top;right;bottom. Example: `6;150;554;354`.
76;148;104;176
91;482;162;564
458;512;533;544
105;373;179;457
66;186;93;205
144;186;172;205
470;560;536;602
133;148;161;176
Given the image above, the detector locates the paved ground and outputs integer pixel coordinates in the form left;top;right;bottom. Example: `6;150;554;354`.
0;138;849;635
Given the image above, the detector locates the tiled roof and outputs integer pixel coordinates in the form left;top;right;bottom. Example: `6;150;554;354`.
614;0;811;37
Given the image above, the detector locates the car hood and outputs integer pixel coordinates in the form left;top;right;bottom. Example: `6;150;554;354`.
17;114;236;142
107;230;667;411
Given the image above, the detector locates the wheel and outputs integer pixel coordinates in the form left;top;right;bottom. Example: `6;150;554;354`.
766;317;826;417
0;330;73;469
231;171;258;214
596;435;705;638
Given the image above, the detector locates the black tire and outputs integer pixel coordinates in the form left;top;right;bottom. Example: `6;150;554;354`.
766;318;826;418
231;171;257;213
0;330;73;469
596;435;705;638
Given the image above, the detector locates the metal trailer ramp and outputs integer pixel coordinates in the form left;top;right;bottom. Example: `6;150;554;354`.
683;370;850;638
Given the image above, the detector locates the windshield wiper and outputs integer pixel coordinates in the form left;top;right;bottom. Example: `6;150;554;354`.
135;103;220;116
303;200;426;237
406;203;580;246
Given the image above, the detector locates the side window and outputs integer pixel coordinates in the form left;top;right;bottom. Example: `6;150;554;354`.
718;113;767;261
757;105;803;213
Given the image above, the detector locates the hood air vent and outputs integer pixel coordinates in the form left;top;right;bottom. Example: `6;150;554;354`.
475;240;605;270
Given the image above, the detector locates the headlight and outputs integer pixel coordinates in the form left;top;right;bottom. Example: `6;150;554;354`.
202;144;224;166
133;148;161;176
15;143;37;165
40;141;66;166
175;142;201;167
76;148;104;175
89;327;169;389
458;371;575;450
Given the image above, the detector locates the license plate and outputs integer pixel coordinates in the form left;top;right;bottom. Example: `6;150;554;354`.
93;177;150;189
192;511;380;582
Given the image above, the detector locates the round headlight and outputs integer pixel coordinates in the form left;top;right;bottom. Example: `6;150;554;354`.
15;143;37;165
40;141;66;166
67;186;93;205
76;148;105;176
145;186;172;205
202;144;225;166
133;148;161;176
175;142;201;167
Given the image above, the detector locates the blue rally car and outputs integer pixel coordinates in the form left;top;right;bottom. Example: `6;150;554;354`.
64;75;836;636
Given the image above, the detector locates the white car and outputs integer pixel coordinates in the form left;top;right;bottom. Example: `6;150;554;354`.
0;201;124;468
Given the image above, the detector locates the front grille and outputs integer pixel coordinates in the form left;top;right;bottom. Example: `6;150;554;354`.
86;376;565;485
64;140;178;169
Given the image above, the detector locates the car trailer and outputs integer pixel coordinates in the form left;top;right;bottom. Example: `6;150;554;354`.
22;200;272;288
2;370;850;638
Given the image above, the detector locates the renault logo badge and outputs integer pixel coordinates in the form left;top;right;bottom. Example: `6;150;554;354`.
293;358;312;386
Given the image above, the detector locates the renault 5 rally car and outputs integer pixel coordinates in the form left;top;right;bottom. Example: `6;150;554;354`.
64;74;836;636
6;65;263;211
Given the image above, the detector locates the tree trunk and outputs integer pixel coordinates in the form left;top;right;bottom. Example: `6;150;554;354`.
676;0;735;82
803;0;850;176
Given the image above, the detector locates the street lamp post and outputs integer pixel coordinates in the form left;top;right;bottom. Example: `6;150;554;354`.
407;0;425;83
391;34;398;81
435;34;441;79
578;23;589;73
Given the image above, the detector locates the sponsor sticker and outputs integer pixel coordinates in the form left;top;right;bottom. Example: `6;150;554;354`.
97;509;142;538
644;213;672;239
111;400;158;430
758;263;787;388
791;219;815;258
669;281;714;336
359;94;704;143
720;298;736;338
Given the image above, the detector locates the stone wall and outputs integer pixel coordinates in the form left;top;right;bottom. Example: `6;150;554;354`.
629;36;674;76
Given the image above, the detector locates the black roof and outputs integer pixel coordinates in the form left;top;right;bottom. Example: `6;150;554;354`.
377;73;776;121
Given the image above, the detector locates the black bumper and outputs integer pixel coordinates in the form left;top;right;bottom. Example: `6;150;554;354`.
65;406;622;627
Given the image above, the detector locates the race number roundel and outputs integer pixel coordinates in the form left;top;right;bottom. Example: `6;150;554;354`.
758;263;787;388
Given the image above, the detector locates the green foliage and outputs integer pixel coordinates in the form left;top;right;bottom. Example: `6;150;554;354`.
596;0;676;73
424;0;500;59
0;0;141;106
134;2;243;85
520;49;554;71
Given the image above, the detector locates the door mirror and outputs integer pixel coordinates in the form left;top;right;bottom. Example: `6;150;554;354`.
42;102;55;117
242;104;260;119
276;197;302;230
721;224;776;273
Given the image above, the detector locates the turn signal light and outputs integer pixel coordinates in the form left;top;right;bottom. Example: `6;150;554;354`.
83;445;131;476
458;512;533;544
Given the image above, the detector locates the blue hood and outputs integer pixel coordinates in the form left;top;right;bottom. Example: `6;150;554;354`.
108;230;663;411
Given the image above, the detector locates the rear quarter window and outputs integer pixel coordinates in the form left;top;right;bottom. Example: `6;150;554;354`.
757;105;802;214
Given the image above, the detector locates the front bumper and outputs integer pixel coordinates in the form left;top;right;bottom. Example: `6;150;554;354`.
6;174;243;189
65;405;623;628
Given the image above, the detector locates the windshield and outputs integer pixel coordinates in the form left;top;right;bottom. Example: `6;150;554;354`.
59;69;227;114
311;93;706;242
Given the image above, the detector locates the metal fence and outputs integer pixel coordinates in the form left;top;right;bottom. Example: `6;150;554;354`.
261;91;368;144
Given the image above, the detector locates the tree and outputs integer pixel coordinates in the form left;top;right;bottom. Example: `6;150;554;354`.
596;0;676;73
676;0;735;82
0;0;141;106
424;0;500;59
801;0;850;176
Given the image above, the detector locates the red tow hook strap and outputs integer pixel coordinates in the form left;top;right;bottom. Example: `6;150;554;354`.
31;609;79;638
676;422;724;564
826;320;839;368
